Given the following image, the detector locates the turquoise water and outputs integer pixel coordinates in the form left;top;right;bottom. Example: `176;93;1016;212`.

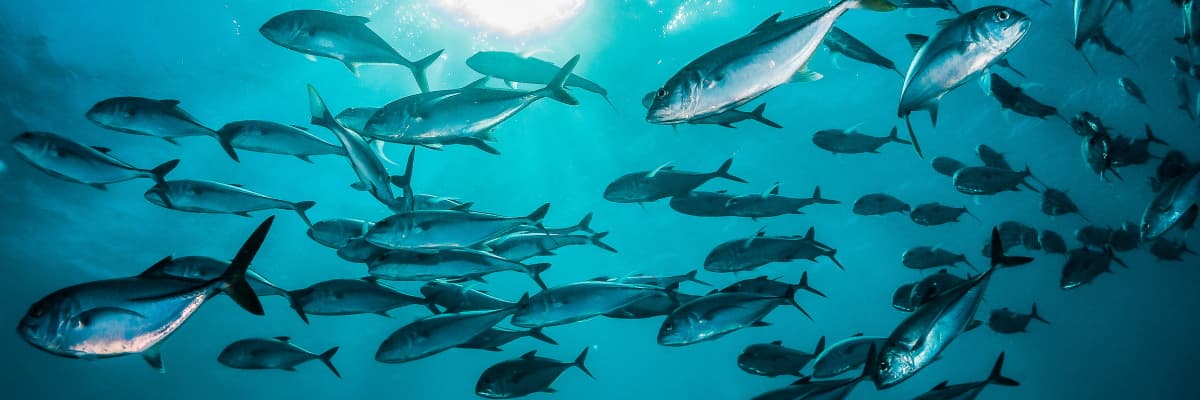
2;1;1198;399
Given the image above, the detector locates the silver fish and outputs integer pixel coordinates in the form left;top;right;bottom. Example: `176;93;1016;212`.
365;203;550;250
286;278;428;323
375;303;522;363
334;107;379;133
512;281;665;328
669;190;738;217
308;85;406;211
812;126;911;154
604;158;747;203
1140;168;1200;240
812;334;887;378
931;156;966;177
9;131;179;189
988;304;1049;334
144;179;315;226
475;349;593;399
658;286;810;346
259;10;442;92
367;248;550;289
420;281;516;313
646;0;897;124
901;246;975;270
596;270;710;289
738;337;826;377
217;336;339;377
485;231;616;262
910;202;973;226
458;327;557;352
852;193;910;215
912;353;1019;400
825;27;903;77
1117;77;1147;105
726;184;840;220
17;217;272;371
139;255;288;299
467;51;610;104
86;97;235;160
307;218;372;249
952;165;1039;195
1180;0;1200;56
336;238;388;263
214;120;345;162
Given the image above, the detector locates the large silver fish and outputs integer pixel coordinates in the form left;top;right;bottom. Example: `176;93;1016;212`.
375;302;523;363
17;217;273;371
217;336;339;377
9;131;179;189
365;203;551;250
308;85;407;211
86;97;238;161
466;51;610;104
898;7;1031;157
214;120;345;162
658;286;810;346
512;281;665;328
362;56;580;154
144;179;316;226
259;10;443;92
1140;168;1200;240
646;0;896;124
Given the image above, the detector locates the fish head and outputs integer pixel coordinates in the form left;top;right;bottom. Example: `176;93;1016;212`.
259;12;311;47
9;131;56;161
656;312;700;346
143;184;170;207
85;98;137;130
17;291;79;355
216;343;252;367
475;369;510;398
602;175;646;203
646;69;705;124
971;7;1031;52
1140;207;1176;241
873;347;917;389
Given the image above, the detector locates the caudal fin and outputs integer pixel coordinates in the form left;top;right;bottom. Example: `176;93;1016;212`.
219;217;274;316
990;227;1034;268
904;114;925;158
986;352;1020;386
318;347;341;378
526;263;552;290
887;126;912;145
810;186;841;205
684;269;711;286
781;283;813;320
1030;303;1050;325
1145;124;1168;145
573;212;595;233
573;347;596;379
590;232;618;253
750;104;783;129
292;201;317;227
307;85;337;129
528;327;558;345
713;157;748;183
534;55;581;105
147;159;180;185
796;271;826;298
407;49;444;93
812;336;826;356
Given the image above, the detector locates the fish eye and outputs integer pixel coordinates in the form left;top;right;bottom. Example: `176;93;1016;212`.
879;358;890;371
656;88;670;98
995;10;1010;22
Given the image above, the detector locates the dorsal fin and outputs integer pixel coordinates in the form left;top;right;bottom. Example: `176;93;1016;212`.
906;34;929;53
803;227;815;241
138;256;174;277
751;12;782;33
520;350;538;360
274;336;291;342
91;146;113;153
647;162;674;178
764;182;780;197
160;99;181;106
744;227;767;248
770;340;783;346
931;381;950;390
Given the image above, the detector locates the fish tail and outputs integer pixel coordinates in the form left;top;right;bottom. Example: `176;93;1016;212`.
214;132;240;162
407;49;444;93
987;352;1020;386
573;347;596;379
527;203;552;224
781;283;813;320
219;217;274;316
684;269;710;286
904;114;924;158
795;271;826;298
1145;124;1168;145
526;263;552;290
318;346;341;378
887;126;911;145
306;85;338;129
811;186;841;205
292;201;317;227
849;0;898;12
989;227;1034;268
574;212;595;233
528;327;558;345
713;157;748;183
285;291;311;324
1030;303;1050;325
147;159;180;185
749;104;783;129
590;232;618;253
812;336;826;355
534;55;581;105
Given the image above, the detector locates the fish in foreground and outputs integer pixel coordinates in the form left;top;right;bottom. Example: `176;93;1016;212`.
308;85;407;211
17;217;273;371
872;227;1032;388
812;126;911;154
824;27;903;77
646;0;897;124
365;203;551;250
214;120;346;162
899;7;1032;157
286;278;428;323
9;131;179;190
1140;168;1200;240
738;336;826;377
218;337;340;377
260;10;442;92
986;73;1065;122
476;348;594;398
144;179;316;226
852;193;910;215
988;304;1049;334
334;107;379;133
458;327;558;352
913;353;1019;400
86;97;237;161
603;158;746;203
812;334;887;378
375;300;524;363
467;51;610;105
512;281;667;328
658;284;813;346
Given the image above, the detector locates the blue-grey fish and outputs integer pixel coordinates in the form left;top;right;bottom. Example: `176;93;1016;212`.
852;193;910;215
720;272;826;298
375;302;523;363
910;202;974;226
512;281;667;328
140;255;288;299
902;246;975;271
1061;247;1126;289
952;166;1040;195
1042;187;1089;221
669;190;738;217
217;337;339;377
365;203;551;250
594;270;710;288
1150;238;1196;261
484;231;616;262
1072;0;1120;69
813;126;911;154
1117;77;1147;105
726;184;840;220
10;131;179;190
467;51;610;104
307;218;372;249
308;85;406;211
475;349;594;399
931;156;966;177
86;97;236;160
896;0;962;14
1140;168;1200;240
976;144;1011;170
286;277;428;323
988;304;1049;334
1179;0;1200;56
658;285;810;346
362;56;580;154
17;217;273;371
704;228;842;272
738;336;826;377
604;291;702;320
986;73;1066;122
458;327;557;352
752;372;870;400
812;334;887;379
420;281;516;313
144;179;315;226
1178;76;1195;120
872;228;1032;388
892;269;969;312
899;7;1031;157
1108;223;1140;252
912;353;1019;400
259;10;442;92
603;158;747;203
1039;230;1068;255
685;103;783;129
334;107;379;133
336;238;388;263
646;0;897;124
367;248;551;289
824;28;903;77
214;120;345;162
1152;151;1193;193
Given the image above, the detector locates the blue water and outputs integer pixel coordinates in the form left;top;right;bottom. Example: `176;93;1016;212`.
2;0;1198;398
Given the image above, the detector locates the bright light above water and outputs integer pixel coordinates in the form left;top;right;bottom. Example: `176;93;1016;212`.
436;0;586;36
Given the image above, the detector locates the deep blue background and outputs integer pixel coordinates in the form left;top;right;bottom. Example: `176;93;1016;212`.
2;1;1197;398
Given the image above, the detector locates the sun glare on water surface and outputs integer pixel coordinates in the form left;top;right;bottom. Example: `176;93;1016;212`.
436;0;586;36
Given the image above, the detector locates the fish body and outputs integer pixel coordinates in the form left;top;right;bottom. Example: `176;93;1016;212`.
458;327;557;352
813;127;911;154
215;120;345;162
825;27;902;76
307;85;402;209
987;73;1061;120
738;337;825;377
144;179;315;225
512;281;665;328
1039;230;1068;254
307;218;372;249
86;97;215;142
812;335;888;378
368;248;549;289
902;247;972;270
952;166;1036;195
668;191;738;217
141;255;287;298
658;288;806;346
217;337;339;377
420;281;516;313
485;231;615;262
910;202;971;226
375;306;516;363
1141;168;1200;240
931;156;966;177
287;278;426;318
475;349;593;398
365;204;550;250
1061;247;1125;289
987;304;1048;334
604;158;746;203
467;51;609;100
9;131;179;189
726;185;839;219
852;193;910;215
912;353;1019;400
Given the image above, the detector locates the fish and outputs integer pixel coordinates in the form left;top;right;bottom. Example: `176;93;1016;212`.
684;103;783;129
595;270;710;288
475;349;594;398
1177;76;1195;120
910;202;974;226
812;126;911;154
812;334;887;379
1039;230;1068;255
286;277;428;323
720;272;826;298
738;337;826;377
1151;151;1192;192
901;246;975;271
824;27;903;76
512;281;667;328
1071;111;1108;137
725;184;840;220
458;327;558;352
704;228;842;272
9;131;180;190
511;212;596;236
1081;132;1123;181
307;218;372;249
334;107;379;133
1061;247;1127;289
1109;126;1168;167
931;156;967;177
1042;187;1089;221
646;0;897;124
217;337;339;377
366;203;550;250
1072;0;1121;69
368;248;551;289
988;304;1049;334
852;193;910;215
1117;77;1147;105
138;255;288;299
1108;223;1141;252
144;179;316;226
1074;225;1113;248
986;74;1064;122
420;281;516;313
976;144;1012;170
484;231;616;262
375;303;523;363
214;120;346;162
1149;238;1196;261
259;10;443;92
668;190;738;217
895;0;963;14
85;97;232;159
899;7;1031;157
308;85;407;211
1180;0;1200;56
912;353;1019;400
362;56;581;153
658;284;812;346
872;227;1032;388
336;238;389;263
467;51;610;104
604;158;747;203
604;290;702;320
952;166;1040;195
893;269;970;312
1173;55;1193;77
17;217;272;371
1141;168;1200;240
752;361;871;400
